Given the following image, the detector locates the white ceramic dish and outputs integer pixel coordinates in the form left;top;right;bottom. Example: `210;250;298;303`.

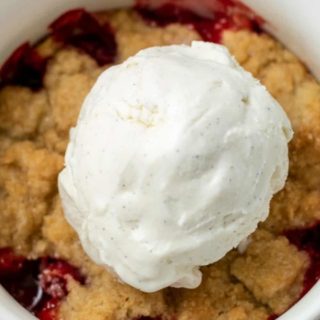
0;1;319;319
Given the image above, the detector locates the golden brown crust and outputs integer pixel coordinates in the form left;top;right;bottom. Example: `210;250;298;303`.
0;9;319;320
0;141;63;253
172;253;269;320
99;10;201;63
0;86;48;139
230;230;308;314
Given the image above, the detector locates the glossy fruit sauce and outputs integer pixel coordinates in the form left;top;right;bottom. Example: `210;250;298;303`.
0;248;84;320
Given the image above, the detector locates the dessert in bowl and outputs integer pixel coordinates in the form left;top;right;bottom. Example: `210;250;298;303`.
0;0;320;319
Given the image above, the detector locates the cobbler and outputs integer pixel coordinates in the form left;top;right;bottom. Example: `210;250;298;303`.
0;2;319;320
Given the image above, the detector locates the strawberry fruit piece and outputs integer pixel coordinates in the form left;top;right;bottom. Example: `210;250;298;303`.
0;8;117;89
39;258;85;298
36;298;59;320
0;249;85;319
0;247;25;276
49;8;117;65
135;0;262;44
0;43;47;90
284;223;320;297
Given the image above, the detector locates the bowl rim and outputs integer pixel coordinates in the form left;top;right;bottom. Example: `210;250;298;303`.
0;1;319;319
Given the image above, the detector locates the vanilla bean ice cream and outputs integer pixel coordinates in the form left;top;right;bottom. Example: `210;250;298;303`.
59;41;293;292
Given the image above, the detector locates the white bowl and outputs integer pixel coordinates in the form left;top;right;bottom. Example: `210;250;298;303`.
0;1;319;319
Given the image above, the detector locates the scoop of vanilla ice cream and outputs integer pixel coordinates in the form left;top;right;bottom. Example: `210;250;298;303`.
59;41;293;293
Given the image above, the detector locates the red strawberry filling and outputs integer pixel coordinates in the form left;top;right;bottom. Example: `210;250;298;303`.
36;298;60;320
0;247;25;275
135;0;262;43
39;258;85;299
284;223;320;297
0;248;164;320
49;9;117;66
3;220;320;320
0;43;47;90
0;2;262;90
0;2;263;90
0;248;85;320
0;9;117;90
